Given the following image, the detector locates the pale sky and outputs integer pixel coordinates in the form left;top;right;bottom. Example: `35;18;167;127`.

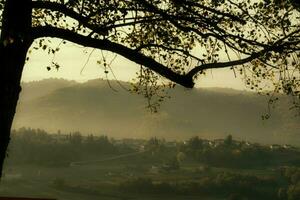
22;39;248;90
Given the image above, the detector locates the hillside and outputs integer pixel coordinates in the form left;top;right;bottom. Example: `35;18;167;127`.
13;78;300;145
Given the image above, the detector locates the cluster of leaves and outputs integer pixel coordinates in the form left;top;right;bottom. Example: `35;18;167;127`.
130;67;176;112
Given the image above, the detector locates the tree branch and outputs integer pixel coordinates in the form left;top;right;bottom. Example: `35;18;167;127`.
135;44;203;62
182;0;246;24
186;37;300;78
186;53;261;78
32;1;163;36
31;26;195;88
32;1;109;35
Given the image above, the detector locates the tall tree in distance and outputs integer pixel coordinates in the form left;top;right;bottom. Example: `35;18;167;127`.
0;0;300;177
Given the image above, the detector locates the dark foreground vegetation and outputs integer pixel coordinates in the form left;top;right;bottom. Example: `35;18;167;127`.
1;127;300;200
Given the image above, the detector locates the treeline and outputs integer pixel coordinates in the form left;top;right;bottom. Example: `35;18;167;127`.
7;127;132;166
178;135;299;168
7;128;300;169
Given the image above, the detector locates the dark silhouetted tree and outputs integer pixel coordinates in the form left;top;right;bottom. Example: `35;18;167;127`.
224;134;233;147
0;0;300;177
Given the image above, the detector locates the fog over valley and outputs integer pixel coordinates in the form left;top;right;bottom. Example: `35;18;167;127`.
13;78;300;145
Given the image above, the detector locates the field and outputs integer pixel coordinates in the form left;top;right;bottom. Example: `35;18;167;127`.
1;128;300;200
1;156;226;200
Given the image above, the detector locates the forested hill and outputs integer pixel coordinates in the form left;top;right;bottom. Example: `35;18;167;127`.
13;78;300;145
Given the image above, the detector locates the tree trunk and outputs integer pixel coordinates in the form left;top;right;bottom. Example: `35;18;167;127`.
0;0;32;178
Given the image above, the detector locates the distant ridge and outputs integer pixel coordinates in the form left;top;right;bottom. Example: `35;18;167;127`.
14;78;300;145
20;78;77;101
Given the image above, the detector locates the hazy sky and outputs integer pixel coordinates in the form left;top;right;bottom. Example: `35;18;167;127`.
22;39;248;90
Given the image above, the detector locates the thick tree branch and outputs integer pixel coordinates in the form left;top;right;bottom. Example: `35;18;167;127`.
31;26;195;88
31;26;291;88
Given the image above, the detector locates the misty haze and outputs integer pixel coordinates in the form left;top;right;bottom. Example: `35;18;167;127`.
0;78;300;200
13;78;300;145
1;0;300;200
